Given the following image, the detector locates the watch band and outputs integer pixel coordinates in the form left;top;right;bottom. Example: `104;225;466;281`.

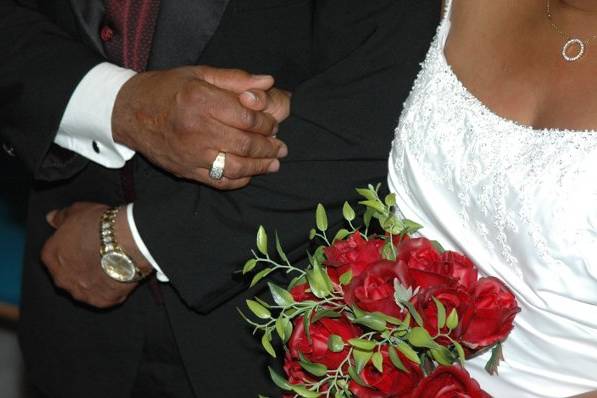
99;207;145;282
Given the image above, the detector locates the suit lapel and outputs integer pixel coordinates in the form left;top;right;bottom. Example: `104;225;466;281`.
68;0;106;57
148;0;231;69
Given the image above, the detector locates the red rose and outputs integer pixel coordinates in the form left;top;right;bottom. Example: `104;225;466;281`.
413;285;473;345
461;277;520;351
283;353;313;385
344;261;410;318
290;283;316;302
288;316;362;370
349;347;423;398
439;251;478;289
412;366;491;398
397;238;454;289
324;233;384;277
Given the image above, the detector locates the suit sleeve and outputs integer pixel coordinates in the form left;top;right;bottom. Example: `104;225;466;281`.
132;0;441;313
0;0;103;180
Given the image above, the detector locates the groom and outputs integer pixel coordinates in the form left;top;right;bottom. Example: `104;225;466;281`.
0;1;440;397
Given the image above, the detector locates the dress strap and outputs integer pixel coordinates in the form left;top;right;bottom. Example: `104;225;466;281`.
438;0;455;48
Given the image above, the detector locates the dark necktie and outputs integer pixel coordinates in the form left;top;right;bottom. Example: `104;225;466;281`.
101;0;160;203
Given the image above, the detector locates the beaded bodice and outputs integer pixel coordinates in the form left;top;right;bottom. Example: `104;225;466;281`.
388;2;597;397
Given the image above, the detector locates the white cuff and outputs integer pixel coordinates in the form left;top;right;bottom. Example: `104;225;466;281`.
126;203;170;282
55;62;137;168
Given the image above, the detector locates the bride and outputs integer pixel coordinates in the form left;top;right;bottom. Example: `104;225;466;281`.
388;0;597;397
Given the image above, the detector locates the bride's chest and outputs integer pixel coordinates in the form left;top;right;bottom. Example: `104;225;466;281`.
392;57;597;298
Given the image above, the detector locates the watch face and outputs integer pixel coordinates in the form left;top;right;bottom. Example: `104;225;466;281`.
101;251;136;282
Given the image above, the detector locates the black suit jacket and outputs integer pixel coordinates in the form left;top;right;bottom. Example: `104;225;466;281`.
0;1;440;396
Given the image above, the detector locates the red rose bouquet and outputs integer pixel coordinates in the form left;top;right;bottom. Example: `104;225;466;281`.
240;184;520;397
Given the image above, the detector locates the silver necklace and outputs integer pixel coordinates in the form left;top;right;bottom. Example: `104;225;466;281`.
546;0;597;62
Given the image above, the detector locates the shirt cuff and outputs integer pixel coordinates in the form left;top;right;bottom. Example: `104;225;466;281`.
126;203;170;282
54;62;137;168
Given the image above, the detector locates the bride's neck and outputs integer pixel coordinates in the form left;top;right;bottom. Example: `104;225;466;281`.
558;0;597;13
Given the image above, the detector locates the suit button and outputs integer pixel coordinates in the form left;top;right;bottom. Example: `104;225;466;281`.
2;143;15;157
100;25;114;42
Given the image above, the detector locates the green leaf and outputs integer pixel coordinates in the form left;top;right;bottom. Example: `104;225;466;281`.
404;302;424;327
355;188;377;201
288;275;307;290
372;351;384;373
299;353;328;377
300;361;328;377
242;258;257;274
334;391;346;398
432;296;447;330
309;228;317;240
353;349;373;373
268;282;295;307
246;299;271;319
315;203;328;232
446;308;459;330
376;312;405;326
254;297;271;308
408;327;438;349
306;261;333;299
484;342;504;376
394;279;416;303
348;366;368;387
261;332;276;358
363;208;374;229
312;309;342;323
342;201;356;222
348;338;377;351
354;314;387;332
304;309;313;344
268;367;291;391
430;240;445;253
275;317;291;342
358;200;386;214
384;193;397;207
382;240;397;261
275;232;290;264
339;270;353;286
388;346;408;372
250;268;273;287
333;228;351;242
256;226;268;255
396;342;421;365
453;341;466;365
431;346;455;366
291;385;320;398
327;334;345;353
402;219;423;235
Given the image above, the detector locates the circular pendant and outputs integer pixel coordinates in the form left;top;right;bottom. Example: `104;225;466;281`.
562;38;585;62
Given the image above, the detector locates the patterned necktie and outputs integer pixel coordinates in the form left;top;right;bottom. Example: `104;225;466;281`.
102;0;161;72
101;0;161;203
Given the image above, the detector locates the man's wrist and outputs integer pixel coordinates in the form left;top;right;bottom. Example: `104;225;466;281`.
111;71;154;151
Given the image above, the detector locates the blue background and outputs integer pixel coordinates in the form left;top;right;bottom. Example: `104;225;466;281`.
0;154;27;306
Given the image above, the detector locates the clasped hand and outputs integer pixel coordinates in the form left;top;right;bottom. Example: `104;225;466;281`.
112;65;291;189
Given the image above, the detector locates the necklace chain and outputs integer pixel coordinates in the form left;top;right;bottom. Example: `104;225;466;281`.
546;0;597;43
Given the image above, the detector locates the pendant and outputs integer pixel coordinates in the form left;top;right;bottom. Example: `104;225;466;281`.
562;38;585;62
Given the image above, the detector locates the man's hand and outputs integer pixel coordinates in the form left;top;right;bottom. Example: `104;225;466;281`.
112;65;291;190
41;203;152;309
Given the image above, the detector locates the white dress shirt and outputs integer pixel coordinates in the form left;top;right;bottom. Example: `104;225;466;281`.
55;62;169;282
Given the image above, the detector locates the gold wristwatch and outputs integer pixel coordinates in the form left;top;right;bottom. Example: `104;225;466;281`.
99;207;145;283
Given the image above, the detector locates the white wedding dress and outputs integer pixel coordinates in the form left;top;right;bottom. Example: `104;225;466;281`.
388;1;597;397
